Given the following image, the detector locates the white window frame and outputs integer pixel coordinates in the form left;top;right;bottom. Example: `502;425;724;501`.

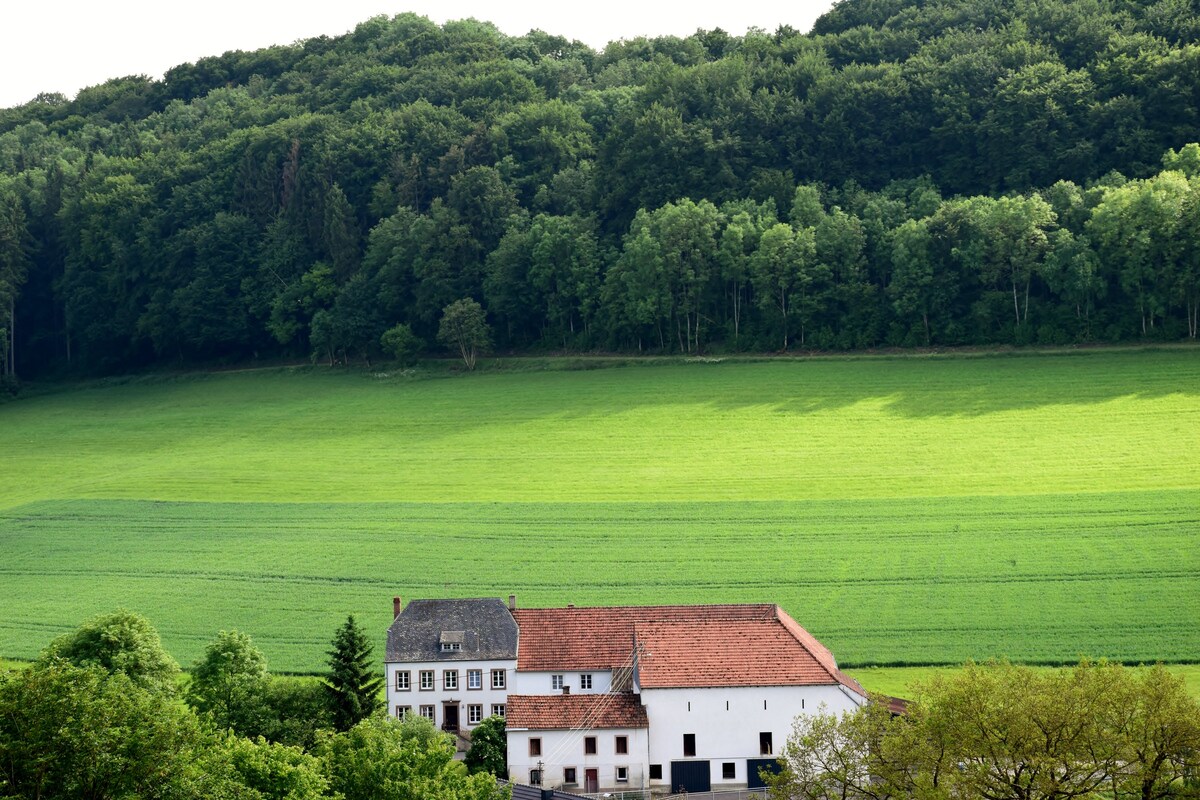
491;703;505;718
491;669;506;689
467;669;482;690
444;669;458;690
420;670;434;690
395;670;410;691
551;674;564;691
420;704;436;721
468;704;483;724
580;673;592;689
395;705;411;720
616;766;629;783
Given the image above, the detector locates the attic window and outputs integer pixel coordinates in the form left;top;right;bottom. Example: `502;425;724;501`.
440;631;465;651
441;642;461;651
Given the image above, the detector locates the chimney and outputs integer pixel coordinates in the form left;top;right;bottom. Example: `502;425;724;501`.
393;596;403;618
508;594;516;611
563;685;570;695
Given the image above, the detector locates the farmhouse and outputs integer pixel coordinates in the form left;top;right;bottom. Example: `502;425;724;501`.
384;597;867;794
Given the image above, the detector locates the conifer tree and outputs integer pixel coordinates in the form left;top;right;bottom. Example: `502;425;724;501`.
323;615;383;731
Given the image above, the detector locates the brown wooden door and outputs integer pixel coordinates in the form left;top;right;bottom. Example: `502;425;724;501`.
585;768;598;793
442;703;459;731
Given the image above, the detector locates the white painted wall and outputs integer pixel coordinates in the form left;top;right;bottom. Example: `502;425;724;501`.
385;659;516;732
510;669;613;694
507;726;650;792
641;685;865;789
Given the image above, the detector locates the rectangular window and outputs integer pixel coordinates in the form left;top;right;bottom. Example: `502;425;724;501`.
723;762;736;779
420;705;435;721
491;669;506;689
564;767;577;784
467;669;482;690
395;705;411;720
529;738;542;757
440;642;461;651
444;670;458;690
616;766;629;783
395;671;410;691
683;733;696;757
650;764;663;781
468;704;482;724
530;769;542;786
615;735;628;754
551;674;564;690
491;704;505;718
760;731;773;756
580;673;592;689
584;736;596;755
420;670;434;691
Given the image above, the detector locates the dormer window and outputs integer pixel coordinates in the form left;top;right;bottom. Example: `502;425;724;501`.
440;630;465;652
441;642;461;651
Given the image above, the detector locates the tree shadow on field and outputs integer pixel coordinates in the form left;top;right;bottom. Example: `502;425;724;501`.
538;349;1200;422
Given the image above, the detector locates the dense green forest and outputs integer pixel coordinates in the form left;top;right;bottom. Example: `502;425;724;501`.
3;0;1200;379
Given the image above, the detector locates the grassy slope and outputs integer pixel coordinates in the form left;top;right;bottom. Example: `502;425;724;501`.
850;664;1200;700
1;350;1197;672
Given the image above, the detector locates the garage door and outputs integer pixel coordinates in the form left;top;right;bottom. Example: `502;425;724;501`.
670;760;711;793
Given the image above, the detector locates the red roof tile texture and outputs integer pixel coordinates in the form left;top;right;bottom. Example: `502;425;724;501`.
512;603;866;696
506;693;649;730
511;604;777;672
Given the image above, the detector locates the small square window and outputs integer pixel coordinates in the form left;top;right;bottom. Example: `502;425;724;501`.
491;669;506;689
492;704;505;718
467;669;482;690
395;705;411;720
552;674;564;690
723;762;736;780
683;733;696;757
529;738;542;757
615;735;628;754
616;766;629;783
468;704;483;724
420;705;435;721
444;670;458;690
584;736;596;755
564;767;577;785
580;673;592;689
420;670;434;691
650;764;663;781
395;671;410;691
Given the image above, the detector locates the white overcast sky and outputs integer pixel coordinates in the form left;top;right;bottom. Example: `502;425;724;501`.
0;1;838;109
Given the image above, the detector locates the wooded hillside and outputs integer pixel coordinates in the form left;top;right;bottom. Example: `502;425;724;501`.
3;0;1200;377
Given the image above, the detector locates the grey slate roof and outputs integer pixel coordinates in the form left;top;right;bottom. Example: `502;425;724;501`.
385;598;518;663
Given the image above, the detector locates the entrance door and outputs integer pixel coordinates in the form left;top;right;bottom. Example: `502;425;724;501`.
670;761;711;793
585;768;599;793
442;703;459;731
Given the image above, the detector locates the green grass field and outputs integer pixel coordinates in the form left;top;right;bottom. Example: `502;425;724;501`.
1;349;1197;672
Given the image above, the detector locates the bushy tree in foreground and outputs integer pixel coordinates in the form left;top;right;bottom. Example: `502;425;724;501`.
769;661;1200;800
437;298;491;370
36;608;180;695
324;615;384;731
319;715;509;800
187;629;269;735
465;715;508;777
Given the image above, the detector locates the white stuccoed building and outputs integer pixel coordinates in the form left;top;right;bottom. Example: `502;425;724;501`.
384;598;868;792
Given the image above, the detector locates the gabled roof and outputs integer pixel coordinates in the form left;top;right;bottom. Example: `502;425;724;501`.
512;603;866;696
386;598;517;663
507;693;649;730
511;604;778;671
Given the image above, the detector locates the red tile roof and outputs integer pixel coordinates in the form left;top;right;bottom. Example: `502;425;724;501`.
512;604;777;671
512;603;866;696
506;693;649;730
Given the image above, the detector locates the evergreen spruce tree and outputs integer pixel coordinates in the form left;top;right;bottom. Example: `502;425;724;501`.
323;615;384;731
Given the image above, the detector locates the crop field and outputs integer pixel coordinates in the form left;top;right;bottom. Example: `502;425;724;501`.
1;349;1198;672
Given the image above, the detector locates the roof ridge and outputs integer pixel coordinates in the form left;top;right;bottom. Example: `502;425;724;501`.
773;605;867;698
